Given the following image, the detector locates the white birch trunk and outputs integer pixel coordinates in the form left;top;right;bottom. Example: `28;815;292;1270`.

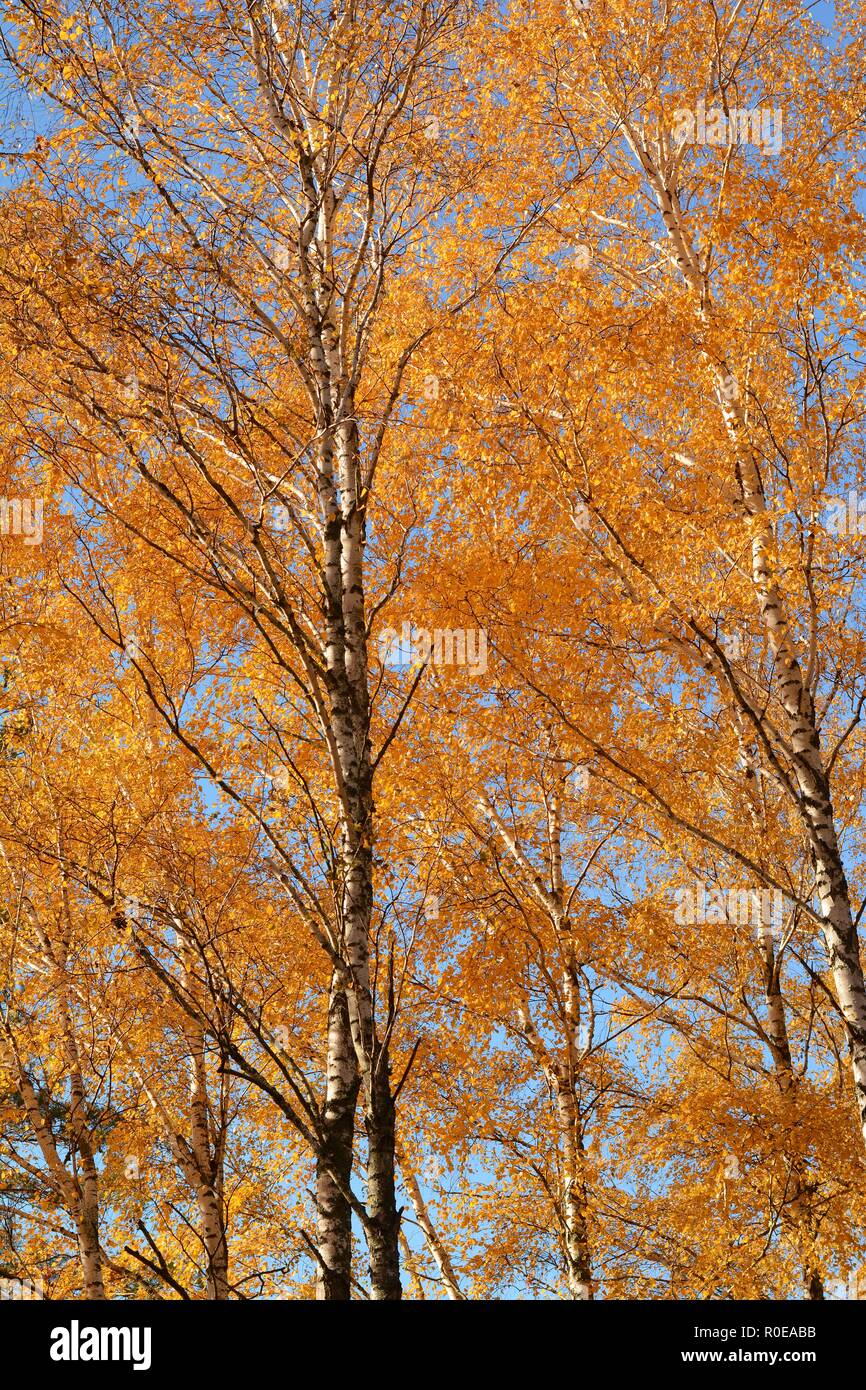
484;784;594;1298
396;1142;464;1300
178;929;229;1298
620;128;866;1156
315;974;358;1300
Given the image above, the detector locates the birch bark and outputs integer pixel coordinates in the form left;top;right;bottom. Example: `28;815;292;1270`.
178;930;230;1299
481;786;594;1299
599;112;866;1156
0;1036;106;1299
315;975;358;1299
396;1142;464;1300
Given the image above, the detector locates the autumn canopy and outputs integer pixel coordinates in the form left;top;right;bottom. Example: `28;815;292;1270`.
0;0;864;1306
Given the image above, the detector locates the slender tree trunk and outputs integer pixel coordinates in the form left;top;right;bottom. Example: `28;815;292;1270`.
761;937;823;1300
187;1031;229;1299
622;126;866;1157
59;943;106;1300
558;944;593;1301
556;1084;593;1300
397;1141;464;1300
177;929;229;1298
333;408;402;1300
284;60;404;1295
315;976;358;1300
364;1051;401;1299
488;782;594;1299
9;1059;106;1299
76;1176;106;1302
399;1229;426;1299
712;355;866;1153
68;1051;105;1298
